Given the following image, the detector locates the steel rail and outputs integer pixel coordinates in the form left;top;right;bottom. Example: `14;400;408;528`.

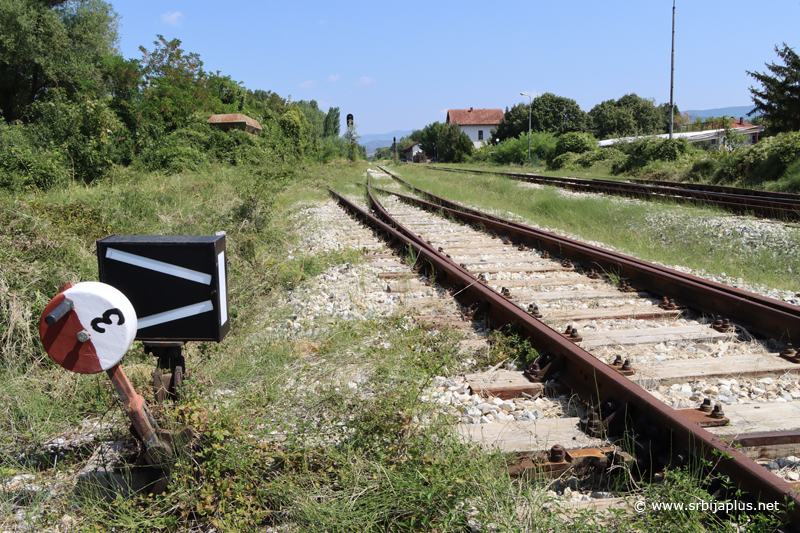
375;166;800;343
430;166;800;209
328;182;800;527
425;166;800;219
629;177;800;201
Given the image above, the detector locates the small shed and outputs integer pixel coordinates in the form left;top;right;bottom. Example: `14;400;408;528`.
401;141;424;162
208;114;263;136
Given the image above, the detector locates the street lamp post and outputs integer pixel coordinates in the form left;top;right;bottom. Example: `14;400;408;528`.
520;92;532;163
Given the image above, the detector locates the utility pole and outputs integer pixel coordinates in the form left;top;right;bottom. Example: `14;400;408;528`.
669;0;676;140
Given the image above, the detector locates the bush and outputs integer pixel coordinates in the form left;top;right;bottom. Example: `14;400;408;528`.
491;135;528;165
0;120;71;190
714;131;800;184
769;157;800;193
554;132;597;157
686;158;718;181
137;134;211;174
25;92;126;184
612;137;692;174
491;132;556;166
317;135;349;162
574;149;610;168
548;152;580;170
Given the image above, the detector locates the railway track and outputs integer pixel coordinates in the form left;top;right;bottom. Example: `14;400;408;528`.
328;167;800;526
426;166;800;220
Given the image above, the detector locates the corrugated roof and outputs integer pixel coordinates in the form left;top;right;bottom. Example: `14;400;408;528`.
446;108;504;126
598;125;764;147
208;114;263;132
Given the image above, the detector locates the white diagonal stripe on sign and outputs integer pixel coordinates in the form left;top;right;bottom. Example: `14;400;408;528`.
137;300;214;329
106;248;212;285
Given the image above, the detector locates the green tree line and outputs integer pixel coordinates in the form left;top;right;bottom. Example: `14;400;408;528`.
0;0;360;191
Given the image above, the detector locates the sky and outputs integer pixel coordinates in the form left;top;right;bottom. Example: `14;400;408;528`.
108;0;800;135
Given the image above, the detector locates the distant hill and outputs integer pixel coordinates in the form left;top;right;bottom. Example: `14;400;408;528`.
360;130;414;155
683;106;761;120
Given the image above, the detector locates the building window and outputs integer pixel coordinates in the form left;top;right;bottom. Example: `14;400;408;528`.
478;130;483;140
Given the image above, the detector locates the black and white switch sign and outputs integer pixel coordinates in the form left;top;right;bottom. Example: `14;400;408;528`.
96;235;229;342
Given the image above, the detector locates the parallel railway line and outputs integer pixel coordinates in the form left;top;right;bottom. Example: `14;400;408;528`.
327;167;800;526
427;166;800;220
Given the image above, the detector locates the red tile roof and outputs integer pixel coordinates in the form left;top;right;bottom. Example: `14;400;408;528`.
446;108;504;126
401;141;420;152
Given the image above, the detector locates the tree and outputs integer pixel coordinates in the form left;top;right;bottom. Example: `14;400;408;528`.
492;103;528;143
323;106;340;137
437;121;473;163
418;121;443;160
659;102;681;133
295;100;325;138
747;43;800;134
0;0;119;121
343;121;360;162
529;93;588;135
137;35;232;131
589;93;665;139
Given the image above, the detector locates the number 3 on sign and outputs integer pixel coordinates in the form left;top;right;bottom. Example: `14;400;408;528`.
39;282;138;374
91;308;125;333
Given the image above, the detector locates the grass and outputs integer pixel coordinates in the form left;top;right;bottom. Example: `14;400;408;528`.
0;159;791;531
387;164;800;293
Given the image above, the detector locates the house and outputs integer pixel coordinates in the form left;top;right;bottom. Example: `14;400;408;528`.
400;141;425;162
598;117;764;150
446;108;504;148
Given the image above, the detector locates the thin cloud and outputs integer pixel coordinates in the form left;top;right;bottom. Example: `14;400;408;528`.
356;76;377;85
161;11;184;27
327;74;340;83
299;80;317;89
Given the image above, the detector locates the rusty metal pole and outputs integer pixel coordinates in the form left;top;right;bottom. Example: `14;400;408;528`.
106;364;171;464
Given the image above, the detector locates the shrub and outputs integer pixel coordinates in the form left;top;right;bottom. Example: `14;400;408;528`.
554;132;597;157
0;120;70;190
714;131;800;184
574;149;609;168
548;152;580;170
491;132;556;165
137;134;210;174
25;92;126;184
686;158;718;181
491;135;528;165
612;137;692;174
769;157;800;193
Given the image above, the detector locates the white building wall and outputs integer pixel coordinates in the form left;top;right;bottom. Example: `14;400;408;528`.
456;124;495;147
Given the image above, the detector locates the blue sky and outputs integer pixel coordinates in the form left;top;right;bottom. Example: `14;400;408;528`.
109;0;799;135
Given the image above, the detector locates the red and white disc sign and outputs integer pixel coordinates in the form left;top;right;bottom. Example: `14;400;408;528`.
39;282;138;374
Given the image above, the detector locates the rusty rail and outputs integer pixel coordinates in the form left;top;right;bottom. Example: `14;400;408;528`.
376;166;800;344
424;166;800;220
328;180;800;527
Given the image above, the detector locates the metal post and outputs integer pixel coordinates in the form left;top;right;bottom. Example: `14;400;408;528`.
669;0;675;140
106;364;171;465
